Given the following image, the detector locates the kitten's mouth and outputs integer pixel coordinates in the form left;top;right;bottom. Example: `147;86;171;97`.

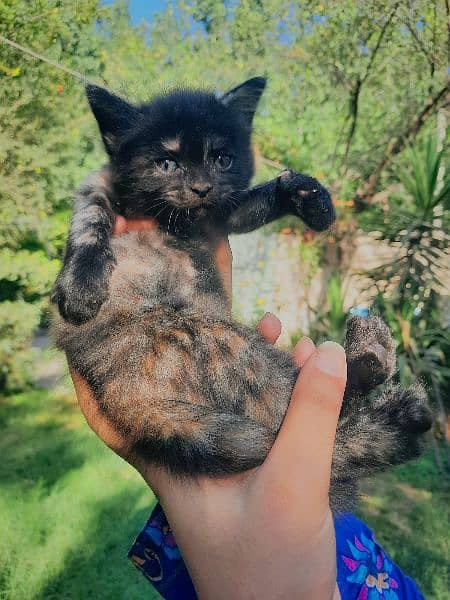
168;198;211;216
148;203;207;228
174;197;211;210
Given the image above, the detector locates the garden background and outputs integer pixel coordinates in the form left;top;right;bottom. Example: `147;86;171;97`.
0;1;449;597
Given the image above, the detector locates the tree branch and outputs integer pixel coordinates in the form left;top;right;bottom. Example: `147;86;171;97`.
341;78;361;168
400;18;436;71
445;0;450;64
361;3;399;85
341;2;399;170
355;82;450;207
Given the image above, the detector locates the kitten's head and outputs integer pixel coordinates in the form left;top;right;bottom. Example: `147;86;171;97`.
86;78;266;229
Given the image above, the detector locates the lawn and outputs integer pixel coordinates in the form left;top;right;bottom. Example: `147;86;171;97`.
358;455;450;599
0;386;159;599
1;385;449;599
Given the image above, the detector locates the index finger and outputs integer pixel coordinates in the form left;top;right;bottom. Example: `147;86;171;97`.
214;237;232;305
114;216;158;235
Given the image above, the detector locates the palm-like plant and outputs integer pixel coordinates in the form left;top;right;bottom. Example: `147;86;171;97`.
372;291;450;472
363;136;450;472
309;273;349;344
362;136;449;315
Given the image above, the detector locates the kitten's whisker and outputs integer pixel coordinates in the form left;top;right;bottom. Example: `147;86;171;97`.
149;201;167;213
151;202;167;214
173;209;181;233
153;205;168;221
167;208;175;234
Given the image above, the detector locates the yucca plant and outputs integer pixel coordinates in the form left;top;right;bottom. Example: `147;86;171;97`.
309;273;349;344
372;292;450;473
363;136;450;472
362;136;449;315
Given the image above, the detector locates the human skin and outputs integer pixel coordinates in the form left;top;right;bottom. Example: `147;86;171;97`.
70;216;345;599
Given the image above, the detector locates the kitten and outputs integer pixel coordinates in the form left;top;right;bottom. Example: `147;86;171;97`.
52;78;431;512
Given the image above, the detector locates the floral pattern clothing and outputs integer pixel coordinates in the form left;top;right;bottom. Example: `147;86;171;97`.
129;504;423;599
336;514;422;599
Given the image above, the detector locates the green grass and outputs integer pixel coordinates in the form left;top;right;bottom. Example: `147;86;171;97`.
1;386;449;599
0;387;159;599
358;454;450;599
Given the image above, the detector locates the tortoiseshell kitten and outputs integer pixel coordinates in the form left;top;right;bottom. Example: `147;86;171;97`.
52;78;431;512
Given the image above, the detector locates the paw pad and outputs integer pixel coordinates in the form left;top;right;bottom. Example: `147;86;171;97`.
345;316;397;391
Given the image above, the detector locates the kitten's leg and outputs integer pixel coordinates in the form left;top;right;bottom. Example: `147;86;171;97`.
115;399;277;476
331;383;432;485
331;316;431;511
51;169;116;324
343;315;397;417
145;410;276;475
133;383;429;512
225;172;335;234
329;480;358;514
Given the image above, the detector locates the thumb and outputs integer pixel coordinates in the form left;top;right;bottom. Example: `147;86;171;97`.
263;342;346;513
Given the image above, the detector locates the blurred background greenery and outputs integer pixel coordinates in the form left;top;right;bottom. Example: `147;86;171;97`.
0;1;449;598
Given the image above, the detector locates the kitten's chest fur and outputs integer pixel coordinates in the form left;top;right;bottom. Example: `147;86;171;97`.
103;225;228;320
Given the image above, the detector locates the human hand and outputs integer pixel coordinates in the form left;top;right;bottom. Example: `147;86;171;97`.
141;331;345;600
70;216;346;599
71;321;345;600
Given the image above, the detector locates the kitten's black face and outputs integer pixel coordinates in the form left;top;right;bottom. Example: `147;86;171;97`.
86;78;266;232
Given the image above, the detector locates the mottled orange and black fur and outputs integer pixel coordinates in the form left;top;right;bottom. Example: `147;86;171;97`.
52;79;431;512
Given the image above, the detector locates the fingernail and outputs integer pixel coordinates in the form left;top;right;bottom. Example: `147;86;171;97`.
316;341;346;376
263;312;278;323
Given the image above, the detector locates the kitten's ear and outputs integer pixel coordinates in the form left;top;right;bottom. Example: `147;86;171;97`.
86;85;140;155
220;77;266;127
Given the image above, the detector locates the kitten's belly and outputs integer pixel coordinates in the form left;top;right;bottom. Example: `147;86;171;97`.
52;225;297;443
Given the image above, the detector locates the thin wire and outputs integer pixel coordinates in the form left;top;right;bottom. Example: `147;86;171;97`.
0;33;97;85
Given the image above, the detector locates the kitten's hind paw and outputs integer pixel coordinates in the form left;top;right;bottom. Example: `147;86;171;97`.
377;383;433;435
277;169;335;231
345;315;397;394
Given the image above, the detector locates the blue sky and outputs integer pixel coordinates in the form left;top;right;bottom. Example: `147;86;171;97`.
127;0;167;24
103;0;167;24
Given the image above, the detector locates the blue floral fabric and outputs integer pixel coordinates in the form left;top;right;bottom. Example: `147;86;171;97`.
128;504;424;599
128;504;196;600
335;514;423;599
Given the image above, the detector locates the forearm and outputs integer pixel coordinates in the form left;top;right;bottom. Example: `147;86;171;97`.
133;497;339;600
226;170;335;234
68;169;116;258
52;169;116;323
226;178;286;234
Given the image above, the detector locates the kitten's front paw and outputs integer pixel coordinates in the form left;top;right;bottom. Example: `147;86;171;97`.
277;169;335;231
52;281;108;325
345;315;397;393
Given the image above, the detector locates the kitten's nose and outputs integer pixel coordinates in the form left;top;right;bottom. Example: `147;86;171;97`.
191;184;212;198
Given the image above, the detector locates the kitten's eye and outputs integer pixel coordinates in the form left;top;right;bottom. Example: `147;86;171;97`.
215;154;233;171
157;159;179;173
